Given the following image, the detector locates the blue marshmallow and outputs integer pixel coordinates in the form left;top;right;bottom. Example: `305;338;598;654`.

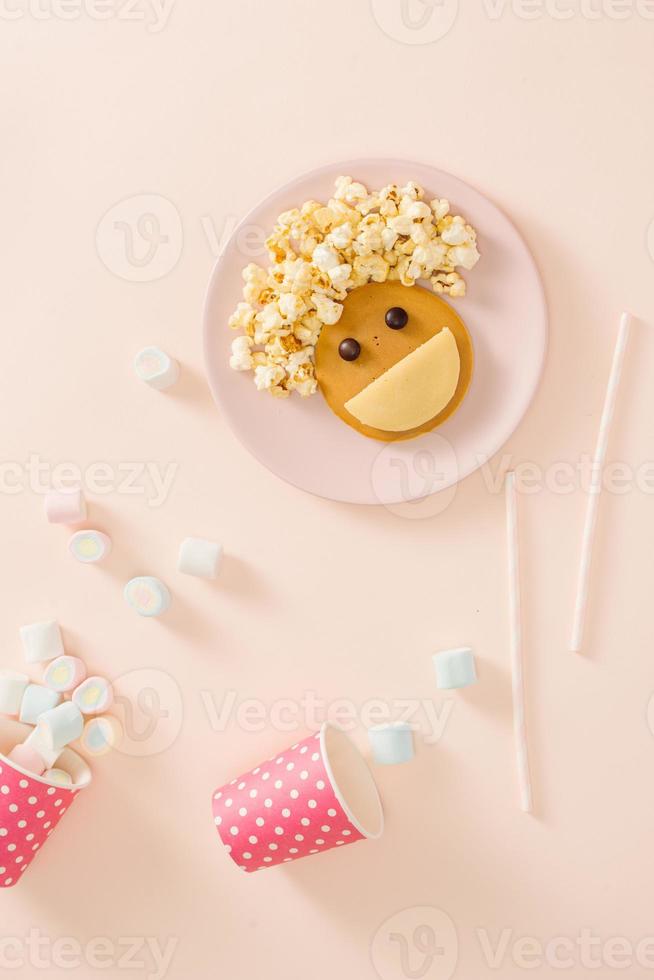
19;684;62;725
433;647;477;690
368;722;414;765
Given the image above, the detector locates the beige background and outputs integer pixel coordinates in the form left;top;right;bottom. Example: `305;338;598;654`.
1;1;654;977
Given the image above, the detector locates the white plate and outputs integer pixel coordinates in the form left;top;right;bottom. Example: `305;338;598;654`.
203;159;547;505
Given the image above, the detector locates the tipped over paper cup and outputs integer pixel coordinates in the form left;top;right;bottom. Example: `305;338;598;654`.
212;722;383;872
0;718;91;887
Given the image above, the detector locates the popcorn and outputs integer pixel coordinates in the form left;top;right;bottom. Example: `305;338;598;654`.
242;264;268;304
227;175;480;397
449;242;480;270
278;293;306;323
229;336;254;371
353;254;389;284
327;223;354;249
312;244;340;273
328;263;352;291
254;363;285;391
311;293;343;326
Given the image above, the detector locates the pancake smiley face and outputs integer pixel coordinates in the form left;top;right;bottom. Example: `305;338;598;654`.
314;281;474;442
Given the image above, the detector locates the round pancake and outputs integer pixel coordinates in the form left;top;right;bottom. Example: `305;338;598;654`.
314;281;474;442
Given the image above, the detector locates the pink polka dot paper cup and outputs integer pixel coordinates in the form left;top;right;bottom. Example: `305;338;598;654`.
0;718;91;888
212;722;383;872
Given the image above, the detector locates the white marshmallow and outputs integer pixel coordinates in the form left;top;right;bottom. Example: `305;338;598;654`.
23;726;61;769
124;576;171;617
72;676;114;715
44;768;72;787
80;716;122;757
0;671;29;716
134;347;180;390
178;537;223;579
19;684;61;725
43;655;87;693
19;620;64;665
36;701;84;752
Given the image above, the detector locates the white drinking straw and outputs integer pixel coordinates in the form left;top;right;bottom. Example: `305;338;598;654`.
506;471;533;813
570;312;632;653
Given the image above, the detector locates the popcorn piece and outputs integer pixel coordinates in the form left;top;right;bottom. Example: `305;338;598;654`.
327;223;354;249
328;264;352;291
449;242;481;271
230;336;254;371
333;176;368;204
228;302;256;333
278;293;306;323
312;244;340;273
353;254;389;284
254;362;285;391
311;293;343;326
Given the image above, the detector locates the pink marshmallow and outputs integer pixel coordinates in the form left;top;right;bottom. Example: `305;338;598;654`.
43;655;87;693
8;743;46;776
44;488;86;524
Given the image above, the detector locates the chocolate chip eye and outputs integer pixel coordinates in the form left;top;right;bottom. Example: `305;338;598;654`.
385;307;408;330
339;338;361;361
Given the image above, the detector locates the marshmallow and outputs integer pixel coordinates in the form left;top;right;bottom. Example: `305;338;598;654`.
19;684;61;725
178;537;223;579
44;487;86;524
368;722;414;766
19;620;64;664
44;768;73;787
0;671;29;716
69;529;112;563
23;726;61;768
7;743;46;776
433;647;478;690
124;576;171;617
80;716;122;757
72;676;114;715
134;347;180;390
36;701;84;752
43;655;87;693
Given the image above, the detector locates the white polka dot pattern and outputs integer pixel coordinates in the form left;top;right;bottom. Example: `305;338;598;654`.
211;730;364;873
0;756;81;887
